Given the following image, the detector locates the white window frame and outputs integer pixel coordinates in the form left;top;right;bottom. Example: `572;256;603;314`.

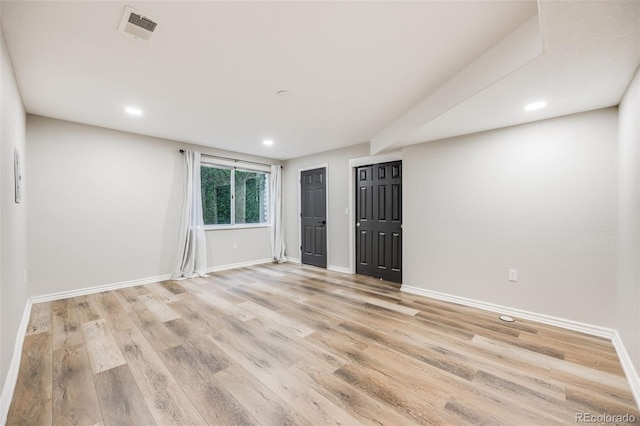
201;158;271;231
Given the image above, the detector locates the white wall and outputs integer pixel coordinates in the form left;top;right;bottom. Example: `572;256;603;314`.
27;115;277;297
403;108;618;327
0;25;27;393
284;143;369;269
618;66;640;373
207;227;272;268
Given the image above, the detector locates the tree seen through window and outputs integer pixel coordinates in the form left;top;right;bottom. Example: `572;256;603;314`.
201;165;268;226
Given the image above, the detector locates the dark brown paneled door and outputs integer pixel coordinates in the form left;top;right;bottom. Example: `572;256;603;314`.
301;167;327;268
356;161;402;283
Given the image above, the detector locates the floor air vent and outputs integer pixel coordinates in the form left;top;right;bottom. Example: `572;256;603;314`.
118;6;162;43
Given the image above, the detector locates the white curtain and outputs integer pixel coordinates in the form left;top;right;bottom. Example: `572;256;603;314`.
172;150;207;279
270;165;286;263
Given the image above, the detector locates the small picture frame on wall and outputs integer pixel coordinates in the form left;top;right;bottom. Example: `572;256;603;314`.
14;148;22;204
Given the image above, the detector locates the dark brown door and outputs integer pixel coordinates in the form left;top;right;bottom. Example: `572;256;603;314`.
356;161;402;283
301;168;327;268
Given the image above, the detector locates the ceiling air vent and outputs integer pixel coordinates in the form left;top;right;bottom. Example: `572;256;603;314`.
118;6;162;43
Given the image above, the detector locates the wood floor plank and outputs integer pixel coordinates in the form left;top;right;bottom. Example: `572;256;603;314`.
307;290;476;342
94;364;156;426
228;285;288;312
127;299;183;353
26;301;52;336
550;368;637;406
147;281;182;303
337;320;479;380
287;362;417;426
216;364;313;426
93;292;135;332
164;298;227;343
52;343;102;425
242;277;311;303
471;334;630;390
167;292;228;331
160;341;258;425
81;319;127;374
565;385;640;417
315;323;565;425
159;280;187;295
212;332;361;426
239;300;315;337
137;293;181;322
7;332;53;425
233;282;342;333
197;280;249;304
210;314;303;369
8;263;639;425
178;279;258;321
334;361;471;425
472;369;574;423
74;295;103;323
164;324;233;374
52;298;83;351
112;287;140;312
389;325;568;402
110;325;208;425
331;288;420;316
248;315;348;372
517;330;626;375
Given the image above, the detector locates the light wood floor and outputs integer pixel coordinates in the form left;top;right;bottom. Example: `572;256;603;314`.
7;263;640;425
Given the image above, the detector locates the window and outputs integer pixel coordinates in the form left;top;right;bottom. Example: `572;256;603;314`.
201;166;232;225
201;164;269;227
234;169;268;224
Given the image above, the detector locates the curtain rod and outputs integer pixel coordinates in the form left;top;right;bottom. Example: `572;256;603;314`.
179;149;279;168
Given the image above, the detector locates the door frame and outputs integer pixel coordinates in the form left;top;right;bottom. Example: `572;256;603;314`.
298;164;329;265
348;152;402;275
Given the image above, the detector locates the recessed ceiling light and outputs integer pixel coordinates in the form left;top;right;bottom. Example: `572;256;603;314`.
524;101;546;111
263;139;274;146
125;106;143;116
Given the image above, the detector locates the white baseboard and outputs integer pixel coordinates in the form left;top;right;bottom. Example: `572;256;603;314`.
30;259;276;304
612;331;640;409
400;285;615;339
0;299;32;424
284;257;350;275
30;273;173;304
328;265;352;274
205;258;273;274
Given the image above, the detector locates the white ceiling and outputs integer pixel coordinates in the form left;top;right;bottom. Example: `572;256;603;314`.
1;1;638;160
387;0;640;152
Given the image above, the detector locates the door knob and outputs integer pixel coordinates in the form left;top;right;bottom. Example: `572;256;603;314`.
318;220;326;225
356;223;360;227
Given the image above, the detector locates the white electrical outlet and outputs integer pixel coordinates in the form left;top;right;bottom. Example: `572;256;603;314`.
232;242;237;249
508;269;518;282
345;208;349;215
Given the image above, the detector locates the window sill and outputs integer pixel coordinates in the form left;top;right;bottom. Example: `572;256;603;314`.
204;224;271;231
